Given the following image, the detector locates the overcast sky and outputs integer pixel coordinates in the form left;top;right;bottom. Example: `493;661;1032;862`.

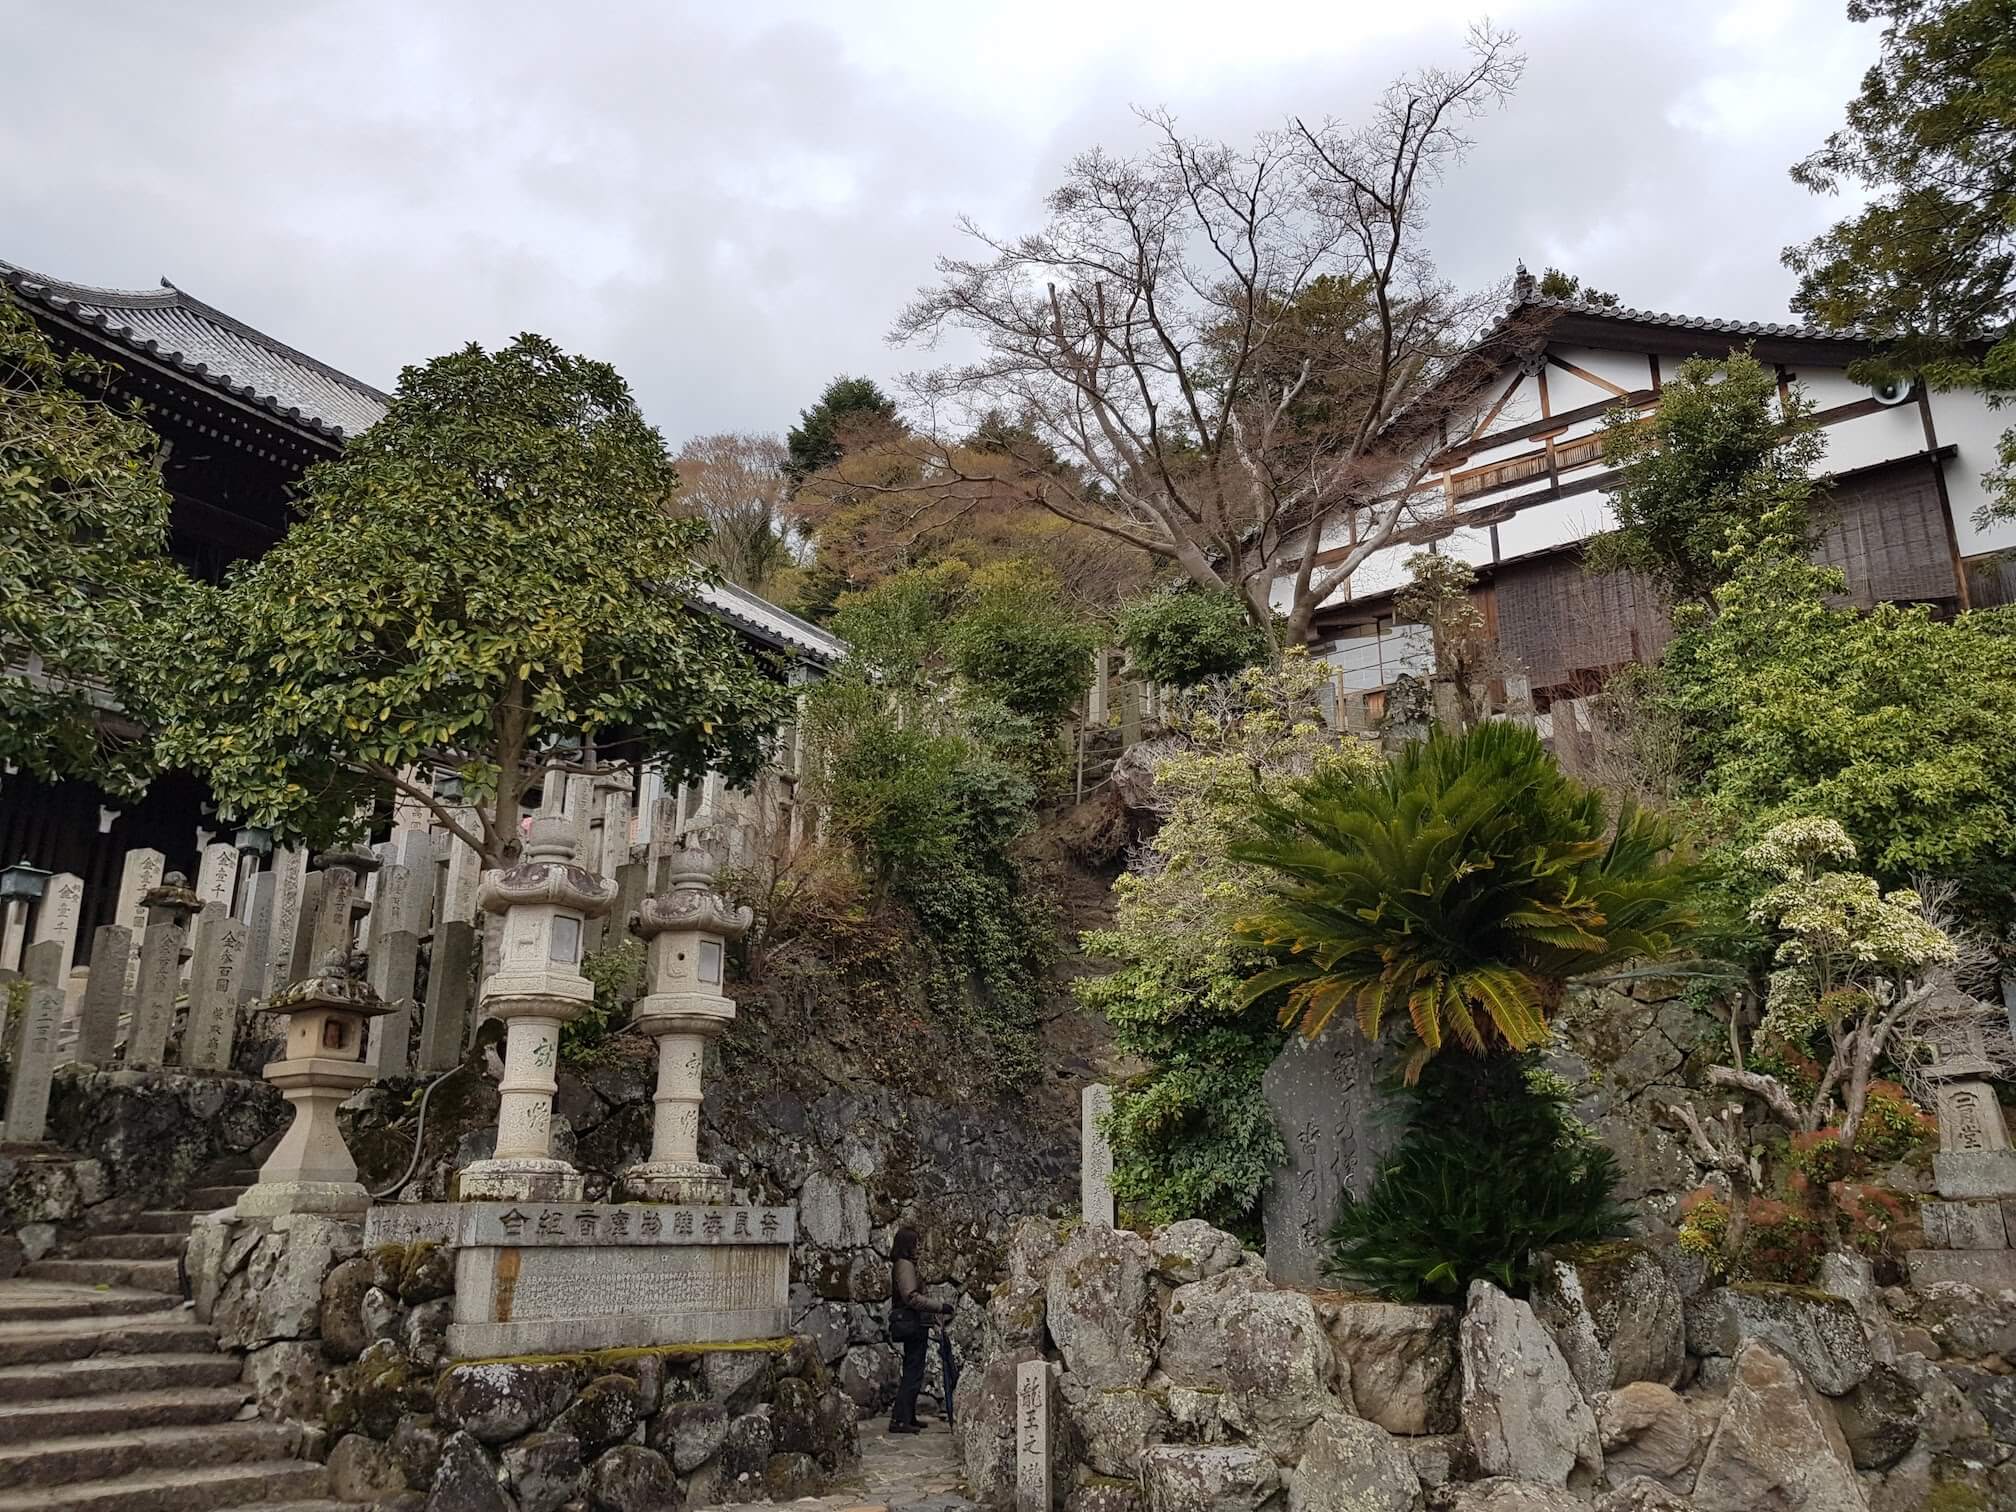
2;0;1880;448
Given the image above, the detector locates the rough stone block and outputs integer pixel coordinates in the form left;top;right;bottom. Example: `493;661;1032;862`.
1906;1248;2016;1289
1921;1199;2010;1250
1933;1150;2016;1199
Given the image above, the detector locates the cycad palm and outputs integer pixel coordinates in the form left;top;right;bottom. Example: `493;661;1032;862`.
1233;720;1693;1079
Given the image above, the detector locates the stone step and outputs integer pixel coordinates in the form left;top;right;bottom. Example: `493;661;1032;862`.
66;1233;186;1262
0;1315;217;1367
0;1353;243;1404
0;1459;327;1512
19;1259;181;1296
185;1186;251;1209
0;1387;251;1446
0;1421;296;1492
0;1286;177;1326
129;1211;206;1236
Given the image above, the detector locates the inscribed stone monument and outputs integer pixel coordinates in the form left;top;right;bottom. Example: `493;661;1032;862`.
180;917;249;1071
1081;1083;1115;1227
72;924;131;1066
1016;1359;1052;1512
1261;1028;1397;1287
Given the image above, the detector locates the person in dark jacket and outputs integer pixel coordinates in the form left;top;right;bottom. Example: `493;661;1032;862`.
888;1226;952;1434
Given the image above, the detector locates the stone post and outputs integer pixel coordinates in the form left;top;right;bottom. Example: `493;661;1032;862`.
1016;1360;1053;1512
179;916;250;1072
1081;1083;1115;1227
264;845;310;998
456;815;616;1203
195;841;238;918
5;964;63;1142
237;951;392;1218
310;848;378;966
72;924;132;1066
113;847;165;992
29;872;84;975
125;875;202;1068
364;862;421;1077
622;832;751;1203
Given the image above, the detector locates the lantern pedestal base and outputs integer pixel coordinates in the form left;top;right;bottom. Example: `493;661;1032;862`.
620;1160;730;1204
236;1179;369;1218
456;1157;585;1204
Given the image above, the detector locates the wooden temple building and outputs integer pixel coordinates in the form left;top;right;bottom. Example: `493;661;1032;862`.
0;259;843;953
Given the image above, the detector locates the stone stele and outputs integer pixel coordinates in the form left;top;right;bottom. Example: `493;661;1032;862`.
364;1200;795;1360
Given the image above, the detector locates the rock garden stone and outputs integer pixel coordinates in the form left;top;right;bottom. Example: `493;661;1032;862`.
1286;1412;1419;1512
1316;1297;1458;1435
552;1373;642;1455
1151;1220;1247;1285
1068;1385;1174;1479
1832;1362;1922;1470
318;1255;377;1362
1685;1284;1872;1396
1068;1484;1146;1512
245;1339;325;1422
1532;1242;1686;1394
764;1451;825;1498
1459;1281;1602;1490
1140;1445;1281;1512
328;1431;408;1502
705;1347;774;1410
1161;1269;1346;1461
649;1399;730;1472
1691;1341;1864;1512
502;1431;586;1512
588;1444;678;1512
1048;1223;1157;1389
403;1296;452;1369
1424;1479;1585;1512
391;1413;444;1491
435;1359;582;1444
1591;1480;1698;1512
987;1276;1050;1355
711;1409;776;1497
1593;1381;1699;1486
428;1430;513;1512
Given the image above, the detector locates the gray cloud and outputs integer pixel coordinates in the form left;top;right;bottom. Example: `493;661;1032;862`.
0;0;1878;444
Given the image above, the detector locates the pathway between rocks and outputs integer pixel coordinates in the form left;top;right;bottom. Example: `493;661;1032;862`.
695;1415;975;1512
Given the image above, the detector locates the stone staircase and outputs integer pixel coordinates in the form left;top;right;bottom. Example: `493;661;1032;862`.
0;1167;340;1512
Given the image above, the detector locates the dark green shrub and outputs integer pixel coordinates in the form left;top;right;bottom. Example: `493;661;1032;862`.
1323;1053;1629;1301
947;584;1096;733
1117;588;1269;688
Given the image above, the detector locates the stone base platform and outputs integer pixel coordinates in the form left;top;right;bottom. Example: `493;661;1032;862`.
1933;1151;2016;1199
365;1199;795;1359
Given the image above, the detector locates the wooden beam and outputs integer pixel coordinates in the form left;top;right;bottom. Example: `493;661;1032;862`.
1546;353;1630;400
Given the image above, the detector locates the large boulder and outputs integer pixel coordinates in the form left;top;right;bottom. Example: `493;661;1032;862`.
501;1431;586;1512
986;1278;1050;1357
1151;1221;1248;1286
1831;1362;1922;1471
1591;1482;1698;1512
1691;1341;1864;1512
1458;1281;1602;1491
328;1433;407;1503
1425;1481;1585;1512
1531;1243;1685;1394
1140;1445;1281;1512
1685;1284;1872;1397
955;1347;1036;1507
1161;1270;1347;1461
244;1340;324;1424
587;1444;678;1512
434;1360;581;1444
551;1374;641;1455
647;1400;728;1472
1316;1298;1458;1435
1593;1382;1699;1487
1068;1385;1174;1480
427;1430;513;1512
1285;1412;1419;1512
1048;1225;1157;1389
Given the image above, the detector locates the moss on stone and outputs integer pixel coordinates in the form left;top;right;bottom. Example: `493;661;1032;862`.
441;1335;795;1383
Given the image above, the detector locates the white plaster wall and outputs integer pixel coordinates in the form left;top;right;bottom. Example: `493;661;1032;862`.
1495;493;1619;560
1929;387;2016;555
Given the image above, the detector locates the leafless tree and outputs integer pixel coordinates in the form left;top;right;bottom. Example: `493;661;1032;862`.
674;433;799;595
890;26;1527;647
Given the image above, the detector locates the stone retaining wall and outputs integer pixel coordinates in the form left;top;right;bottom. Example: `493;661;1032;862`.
956;1216;2016;1512
187;1207;860;1510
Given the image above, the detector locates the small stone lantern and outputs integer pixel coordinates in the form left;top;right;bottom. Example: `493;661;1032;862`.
622;831;751;1203
236;949;390;1218
457;814;617;1203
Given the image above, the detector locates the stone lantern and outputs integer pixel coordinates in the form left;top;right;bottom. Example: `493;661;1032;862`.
623;831;751;1203
457;814;617;1203
236;949;390;1218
